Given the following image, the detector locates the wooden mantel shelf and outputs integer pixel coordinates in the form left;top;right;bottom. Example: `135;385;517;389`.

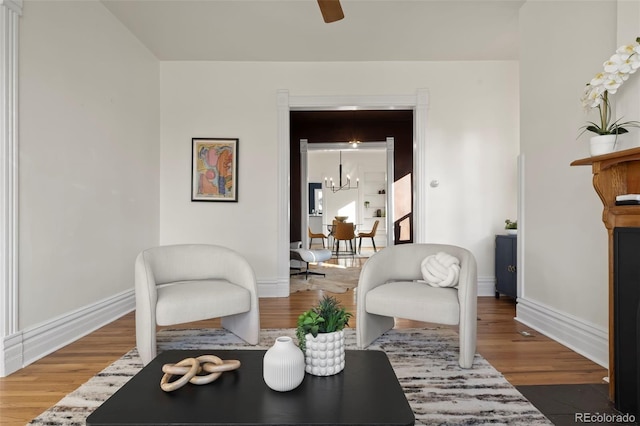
571;146;640;229
571;146;640;403
571;146;640;171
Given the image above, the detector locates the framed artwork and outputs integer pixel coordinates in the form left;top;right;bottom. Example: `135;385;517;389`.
191;138;238;202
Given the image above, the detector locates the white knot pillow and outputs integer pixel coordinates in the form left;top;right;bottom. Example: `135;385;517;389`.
420;252;461;288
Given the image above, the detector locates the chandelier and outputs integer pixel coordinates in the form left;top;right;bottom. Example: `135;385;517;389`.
324;150;359;193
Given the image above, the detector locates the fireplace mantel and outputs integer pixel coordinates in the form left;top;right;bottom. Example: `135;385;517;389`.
572;146;640;229
572;146;640;406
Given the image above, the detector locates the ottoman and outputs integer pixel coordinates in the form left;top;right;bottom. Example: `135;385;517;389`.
290;246;332;279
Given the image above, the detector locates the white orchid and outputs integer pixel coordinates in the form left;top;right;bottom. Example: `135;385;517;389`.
590;72;608;86
580;37;640;136
581;83;604;109
604;55;631;74
603;73;623;94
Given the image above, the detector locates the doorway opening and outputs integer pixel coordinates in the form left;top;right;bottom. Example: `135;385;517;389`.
302;140;394;252
275;89;430;293
289;110;414;245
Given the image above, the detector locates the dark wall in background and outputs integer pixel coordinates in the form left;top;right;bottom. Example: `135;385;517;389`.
290;110;414;243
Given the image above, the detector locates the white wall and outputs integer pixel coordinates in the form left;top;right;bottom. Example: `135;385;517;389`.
159;61;519;285
10;0;629;375
310;151;361;226
518;1;616;366
19;1;160;329
616;1;640;151
308;150;385;226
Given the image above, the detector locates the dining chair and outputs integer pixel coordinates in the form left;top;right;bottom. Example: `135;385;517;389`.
308;226;327;248
327;219;338;249
333;221;356;257
357;220;380;253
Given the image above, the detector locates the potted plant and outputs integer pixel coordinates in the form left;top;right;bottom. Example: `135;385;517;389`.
505;219;517;235
296;295;352;376
580;37;640;155
364;200;370;208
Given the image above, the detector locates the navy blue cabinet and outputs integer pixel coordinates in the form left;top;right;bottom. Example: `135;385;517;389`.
495;234;517;298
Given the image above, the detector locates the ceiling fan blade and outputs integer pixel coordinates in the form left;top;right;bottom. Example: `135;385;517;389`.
317;0;344;23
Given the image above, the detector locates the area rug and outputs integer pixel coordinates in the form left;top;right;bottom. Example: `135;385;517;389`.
290;264;360;294
29;328;552;426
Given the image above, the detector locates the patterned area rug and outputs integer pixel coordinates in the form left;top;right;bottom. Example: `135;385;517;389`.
29;327;552;425
290;265;360;293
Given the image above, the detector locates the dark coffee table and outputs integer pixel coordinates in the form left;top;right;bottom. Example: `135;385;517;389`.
86;349;415;426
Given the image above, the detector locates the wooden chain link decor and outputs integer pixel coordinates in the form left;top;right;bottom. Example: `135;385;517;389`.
160;354;241;392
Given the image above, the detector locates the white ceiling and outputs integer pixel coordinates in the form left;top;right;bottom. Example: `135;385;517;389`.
100;0;524;62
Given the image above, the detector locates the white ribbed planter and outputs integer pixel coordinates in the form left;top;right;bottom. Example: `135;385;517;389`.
304;330;345;376
263;336;305;392
590;134;617;156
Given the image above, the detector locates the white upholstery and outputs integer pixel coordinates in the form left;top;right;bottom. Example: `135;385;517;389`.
290;242;332;279
155;280;250;325
356;243;477;368
290;248;332;264
135;244;260;365
366;282;460;325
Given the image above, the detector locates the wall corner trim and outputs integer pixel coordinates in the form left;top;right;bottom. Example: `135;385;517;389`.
0;0;21;377
1;331;23;377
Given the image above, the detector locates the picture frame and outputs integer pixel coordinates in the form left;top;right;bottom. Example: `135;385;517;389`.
191;138;239;202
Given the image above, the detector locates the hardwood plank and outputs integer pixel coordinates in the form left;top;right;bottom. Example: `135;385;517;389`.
0;253;608;425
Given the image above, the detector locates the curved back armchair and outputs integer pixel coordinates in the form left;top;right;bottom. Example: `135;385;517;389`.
356;243;477;368
135;244;260;365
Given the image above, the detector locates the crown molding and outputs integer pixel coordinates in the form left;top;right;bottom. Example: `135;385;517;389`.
0;0;23;15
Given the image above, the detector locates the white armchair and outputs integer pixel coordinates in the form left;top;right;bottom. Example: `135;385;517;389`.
356;243;477;368
135;244;260;365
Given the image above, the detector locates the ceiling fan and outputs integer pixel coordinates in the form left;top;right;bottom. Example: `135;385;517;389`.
317;0;344;23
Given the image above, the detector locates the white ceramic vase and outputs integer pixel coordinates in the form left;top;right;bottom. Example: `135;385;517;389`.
304;330;345;376
590;134;617;156
263;336;305;392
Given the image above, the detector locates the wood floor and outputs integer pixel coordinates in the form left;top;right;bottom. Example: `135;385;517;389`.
0;251;608;425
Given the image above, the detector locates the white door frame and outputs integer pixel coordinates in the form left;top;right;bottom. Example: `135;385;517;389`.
276;89;429;291
0;0;23;377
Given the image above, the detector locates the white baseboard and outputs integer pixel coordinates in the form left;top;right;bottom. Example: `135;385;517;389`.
1;332;23;377
258;278;289;298
1;278;288;376
1;289;135;377
0;275;530;376
260;276;496;298
516;296;608;368
478;276;496;297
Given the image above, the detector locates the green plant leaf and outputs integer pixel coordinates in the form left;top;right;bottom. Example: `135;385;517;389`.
296;295;352;351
